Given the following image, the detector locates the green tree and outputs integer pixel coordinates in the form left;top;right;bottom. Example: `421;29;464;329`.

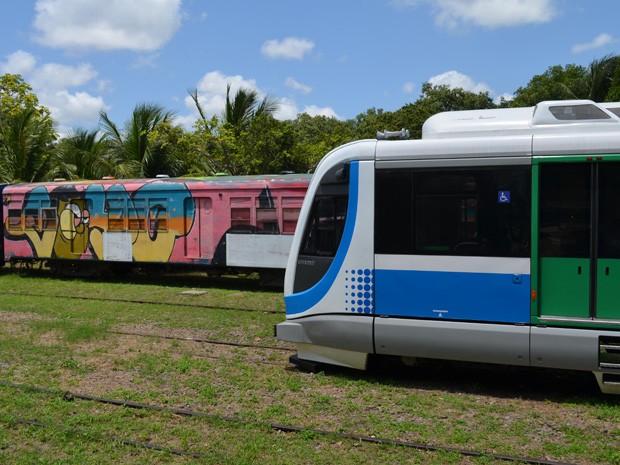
511;55;620;106
586;54;620;102
388;83;496;139
99;102;177;178
55;128;113;180
237;114;299;174
0;74;57;182
223;84;278;132
0;108;58;182
292;113;354;169
511;64;588;107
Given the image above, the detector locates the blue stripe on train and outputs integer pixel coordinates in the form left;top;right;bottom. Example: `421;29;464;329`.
375;269;531;324
285;161;360;315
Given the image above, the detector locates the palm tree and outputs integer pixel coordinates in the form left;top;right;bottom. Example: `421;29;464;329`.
586;54;620;102
55;128;112;180
99;103;176;178
223;84;278;131
0;107;57;183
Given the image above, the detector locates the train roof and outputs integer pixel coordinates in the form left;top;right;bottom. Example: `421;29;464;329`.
422;100;620;139
3;173;312;194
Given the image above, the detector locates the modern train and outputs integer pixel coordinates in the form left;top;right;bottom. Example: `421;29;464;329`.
276;100;620;394
1;174;310;286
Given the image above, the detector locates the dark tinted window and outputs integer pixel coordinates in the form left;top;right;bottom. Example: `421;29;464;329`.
539;164;590;258
375;167;531;257
300;196;348;257
597;164;620;259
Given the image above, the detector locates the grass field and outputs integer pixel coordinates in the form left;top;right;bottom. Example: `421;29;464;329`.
0;269;618;464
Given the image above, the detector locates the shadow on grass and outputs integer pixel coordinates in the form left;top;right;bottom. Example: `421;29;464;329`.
0;264;278;294
289;355;620;405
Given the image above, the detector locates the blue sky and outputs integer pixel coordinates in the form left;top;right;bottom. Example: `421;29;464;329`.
0;0;618;135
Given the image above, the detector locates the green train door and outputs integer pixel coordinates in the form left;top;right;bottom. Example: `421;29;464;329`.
537;159;620;321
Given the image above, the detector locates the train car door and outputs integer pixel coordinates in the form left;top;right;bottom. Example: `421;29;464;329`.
536;159;620;321
184;197;213;260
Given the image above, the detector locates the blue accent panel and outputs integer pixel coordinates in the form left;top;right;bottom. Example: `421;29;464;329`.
375;269;531;324
285;162;360;315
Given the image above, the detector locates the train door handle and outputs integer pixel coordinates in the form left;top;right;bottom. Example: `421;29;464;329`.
606;267;610;276
577;266;582;275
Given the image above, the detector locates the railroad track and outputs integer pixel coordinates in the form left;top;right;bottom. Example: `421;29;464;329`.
3;290;283;314
0;380;578;465
108;328;295;366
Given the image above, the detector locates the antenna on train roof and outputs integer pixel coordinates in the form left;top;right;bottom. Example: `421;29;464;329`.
377;128;410;140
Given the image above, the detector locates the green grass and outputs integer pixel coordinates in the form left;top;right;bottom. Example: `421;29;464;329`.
0;269;619;464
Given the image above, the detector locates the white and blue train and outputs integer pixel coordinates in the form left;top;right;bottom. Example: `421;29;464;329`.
276;100;620;394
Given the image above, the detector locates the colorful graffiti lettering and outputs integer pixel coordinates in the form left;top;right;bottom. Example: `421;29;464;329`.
4;181;194;263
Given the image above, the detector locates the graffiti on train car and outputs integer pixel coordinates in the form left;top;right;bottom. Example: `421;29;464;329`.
3;181;194;263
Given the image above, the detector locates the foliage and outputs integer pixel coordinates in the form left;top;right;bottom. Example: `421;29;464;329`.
55;128;112;180
223;84;278;133
292;113;355;169
511;55;620;106
99;102;176;179
0;74;57;183
0;108;58;183
2;55;620;183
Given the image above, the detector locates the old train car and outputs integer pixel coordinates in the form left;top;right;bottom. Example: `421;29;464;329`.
0;184;6;267
2;174;310;284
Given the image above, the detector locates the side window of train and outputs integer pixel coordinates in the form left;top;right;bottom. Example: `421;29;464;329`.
24;206;40;230
41;207;57;230
375;166;531;257
128;199;146;230
107;198;126;231
149;199;168;232
300;196;349;257
256;199;279;234
8;209;22;230
282;197;303;234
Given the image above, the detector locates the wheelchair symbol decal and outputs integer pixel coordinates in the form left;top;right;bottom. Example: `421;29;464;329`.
498;191;511;204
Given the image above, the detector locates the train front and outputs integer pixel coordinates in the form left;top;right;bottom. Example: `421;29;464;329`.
275;140;377;370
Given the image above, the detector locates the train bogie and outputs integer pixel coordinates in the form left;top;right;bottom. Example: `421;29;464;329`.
277;100;620;394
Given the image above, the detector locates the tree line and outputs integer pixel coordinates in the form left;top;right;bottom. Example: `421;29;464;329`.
1;55;619;184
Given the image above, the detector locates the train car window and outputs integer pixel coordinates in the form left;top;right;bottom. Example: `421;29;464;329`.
41;208;57;230
539;164;590;258
148;199;168;232
8;209;22;230
128;199;146;230
256;207;279;233
231;208;251;229
107;198;126;231
282;207;301;234
24;208;39;230
300;196;348;257
375;167;530;257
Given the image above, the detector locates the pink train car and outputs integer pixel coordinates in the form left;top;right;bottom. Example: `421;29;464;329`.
1;174;310;285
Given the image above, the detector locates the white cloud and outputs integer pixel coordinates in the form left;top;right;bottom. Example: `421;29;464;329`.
393;0;557;28
261;37;315;60
495;93;514;104
285;77;313;94
181;70;340;125
403;81;416;94
275;98;301;121
302;105;340;119
31;62;98;91
0;50;108;131
33;0;182;51
46;90;108;127
185;70;261;120
0;50;37;75
571;33;615;54
428;70;493;94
